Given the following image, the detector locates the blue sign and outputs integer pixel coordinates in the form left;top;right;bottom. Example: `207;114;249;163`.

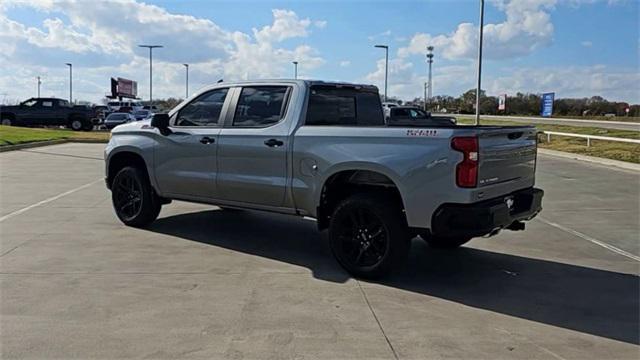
541;92;555;117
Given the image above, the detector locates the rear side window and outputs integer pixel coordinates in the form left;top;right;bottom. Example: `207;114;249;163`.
305;86;384;126
176;88;228;126
233;86;289;127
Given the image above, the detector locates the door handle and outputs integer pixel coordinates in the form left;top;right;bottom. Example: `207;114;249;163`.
264;139;284;147
200;136;215;144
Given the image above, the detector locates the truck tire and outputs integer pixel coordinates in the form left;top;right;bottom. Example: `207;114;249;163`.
69;118;84;131
111;166;161;227
1;118;11;126
328;193;410;279
419;232;471;249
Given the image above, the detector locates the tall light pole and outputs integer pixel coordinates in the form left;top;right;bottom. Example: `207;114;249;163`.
292;61;298;79
374;44;389;102
475;0;485;125
424;82;428;111
183;63;189;98
65;63;72;103
138;44;163;105
36;76;41;97
426;46;434;110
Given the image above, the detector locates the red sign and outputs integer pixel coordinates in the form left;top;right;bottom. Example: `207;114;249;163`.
109;77;138;99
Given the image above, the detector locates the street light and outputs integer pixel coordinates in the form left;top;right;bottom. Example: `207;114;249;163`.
138;44;163;105
426;46;434;110
36;76;41;98
374;44;389;102
183;63;189;98
292;61;298;79
475;0;485;125
65;63;72;103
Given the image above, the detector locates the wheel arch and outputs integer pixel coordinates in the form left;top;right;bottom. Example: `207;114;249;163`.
315;165;406;230
106;150;153;191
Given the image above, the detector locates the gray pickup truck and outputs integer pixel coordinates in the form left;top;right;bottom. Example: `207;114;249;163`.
105;80;543;278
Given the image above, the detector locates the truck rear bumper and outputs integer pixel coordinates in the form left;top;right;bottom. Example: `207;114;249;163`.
431;187;543;238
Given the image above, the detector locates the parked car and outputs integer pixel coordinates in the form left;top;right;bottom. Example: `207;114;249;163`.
133;109;153;121
143;105;160;112
381;101;399;118
104;112;136;130
0;97;95;131
386;106;457;126
107;100;143;113
104;80;543;279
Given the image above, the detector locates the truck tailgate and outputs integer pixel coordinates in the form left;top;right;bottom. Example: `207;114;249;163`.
477;127;537;187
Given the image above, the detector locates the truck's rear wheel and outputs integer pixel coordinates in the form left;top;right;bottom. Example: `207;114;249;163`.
419;232;471;249
328;194;410;279
1;118;12;126
111;166;161;227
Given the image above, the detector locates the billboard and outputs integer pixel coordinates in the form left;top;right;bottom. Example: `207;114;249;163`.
109;77;138;99
498;94;506;111
540;92;554;117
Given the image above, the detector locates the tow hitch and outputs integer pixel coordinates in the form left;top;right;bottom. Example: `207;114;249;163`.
506;221;526;231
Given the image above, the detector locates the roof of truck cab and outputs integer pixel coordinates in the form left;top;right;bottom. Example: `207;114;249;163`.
198;79;378;90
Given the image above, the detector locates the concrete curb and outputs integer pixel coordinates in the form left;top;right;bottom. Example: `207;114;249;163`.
0;139;108;153
538;148;640;172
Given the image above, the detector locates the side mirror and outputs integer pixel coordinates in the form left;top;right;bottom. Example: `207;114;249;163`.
151;113;172;135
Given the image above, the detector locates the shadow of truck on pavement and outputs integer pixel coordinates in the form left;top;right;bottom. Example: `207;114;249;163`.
146;208;639;345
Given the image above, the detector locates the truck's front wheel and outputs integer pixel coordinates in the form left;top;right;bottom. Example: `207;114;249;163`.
111;166;161;227
328;194;410;279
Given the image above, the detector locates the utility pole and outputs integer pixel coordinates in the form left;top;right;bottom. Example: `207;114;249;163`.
374;45;389;102
475;0;485;125
138;44;163;105
424;82;428;111
183;63;189;98
292;61;298;79
36;76;41;97
426;46;434;110
65;63;72;103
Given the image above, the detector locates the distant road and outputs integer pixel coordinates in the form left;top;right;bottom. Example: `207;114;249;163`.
452;114;640;131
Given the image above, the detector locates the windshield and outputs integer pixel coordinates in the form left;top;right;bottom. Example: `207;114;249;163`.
22;99;37;107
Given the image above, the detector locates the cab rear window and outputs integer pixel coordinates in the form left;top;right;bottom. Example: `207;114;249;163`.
305;86;384;126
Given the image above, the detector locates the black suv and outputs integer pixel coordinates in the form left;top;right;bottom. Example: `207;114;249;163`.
0;98;96;131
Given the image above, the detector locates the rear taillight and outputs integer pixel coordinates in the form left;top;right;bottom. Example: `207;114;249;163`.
451;136;478;188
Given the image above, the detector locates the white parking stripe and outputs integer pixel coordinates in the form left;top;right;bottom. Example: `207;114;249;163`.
0;178;103;223
538;217;640;262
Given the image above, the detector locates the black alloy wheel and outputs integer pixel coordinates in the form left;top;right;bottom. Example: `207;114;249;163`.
111;166;161;227
113;170;143;222
329;194;410;279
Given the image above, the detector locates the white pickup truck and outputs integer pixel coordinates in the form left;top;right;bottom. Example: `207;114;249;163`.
105;80;543;278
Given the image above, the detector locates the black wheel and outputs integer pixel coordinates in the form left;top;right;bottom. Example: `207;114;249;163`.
69;118;84;131
419;232;471;249
328;194;410;279
111;166;161;227
1;118;12;126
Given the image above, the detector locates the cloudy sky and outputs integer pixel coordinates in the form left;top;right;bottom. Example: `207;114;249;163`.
1;0;638;104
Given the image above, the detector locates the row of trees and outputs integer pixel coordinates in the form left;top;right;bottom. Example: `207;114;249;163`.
404;90;639;117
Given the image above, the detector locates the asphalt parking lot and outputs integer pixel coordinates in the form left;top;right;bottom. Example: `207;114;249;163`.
1;143;638;359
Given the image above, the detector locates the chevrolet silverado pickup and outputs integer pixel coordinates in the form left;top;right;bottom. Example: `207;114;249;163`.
104;80;543;278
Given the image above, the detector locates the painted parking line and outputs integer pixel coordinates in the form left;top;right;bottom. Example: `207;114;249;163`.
0;178;104;223
538;217;640;262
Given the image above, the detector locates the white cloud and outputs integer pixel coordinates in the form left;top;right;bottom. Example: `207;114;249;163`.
487;65;640;102
253;9;311;43
399;0;556;60
0;2;326;102
581;40;593;47
314;20;327;29
339;60;351;67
